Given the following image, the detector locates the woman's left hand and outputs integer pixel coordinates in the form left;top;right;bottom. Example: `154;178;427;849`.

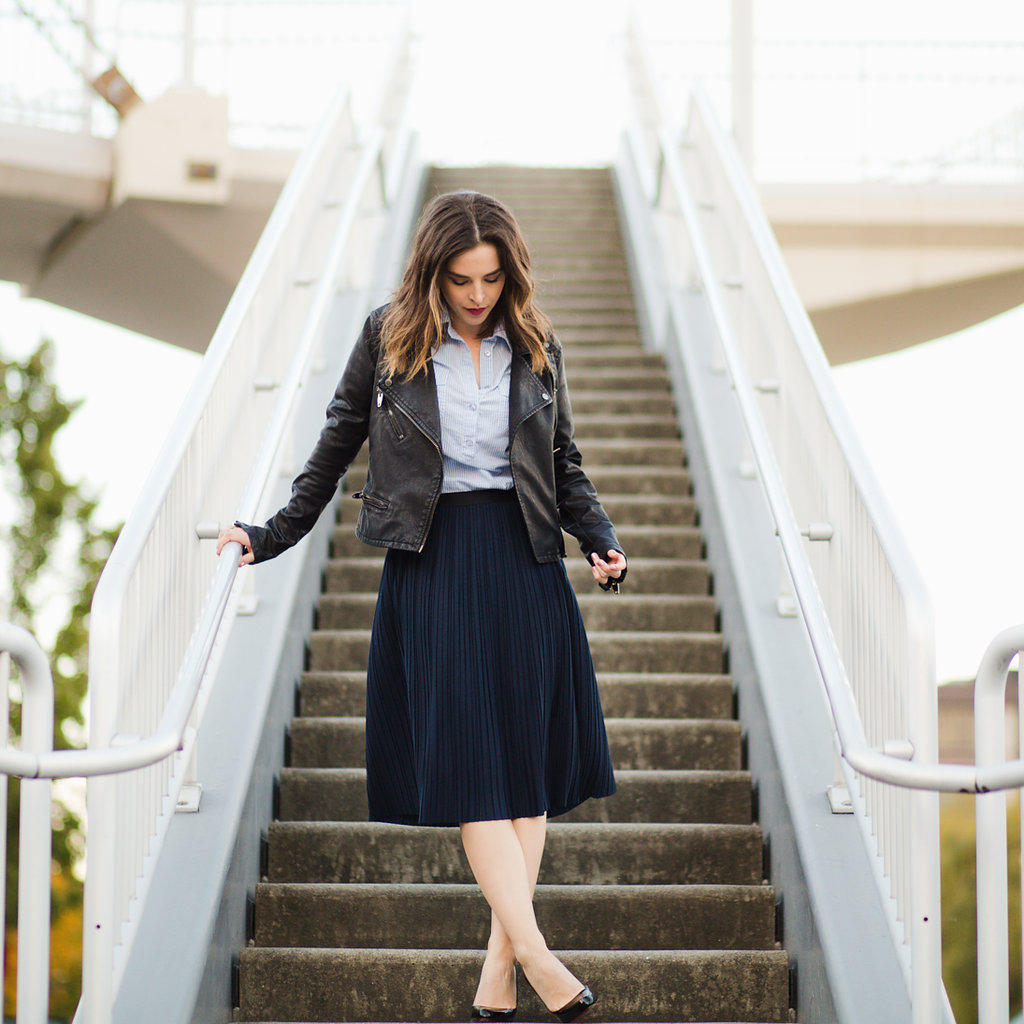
590;549;626;585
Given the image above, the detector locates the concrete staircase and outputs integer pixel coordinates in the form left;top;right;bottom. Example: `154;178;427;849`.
236;168;793;1023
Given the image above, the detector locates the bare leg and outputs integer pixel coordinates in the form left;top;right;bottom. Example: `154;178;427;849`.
472;816;547;1008
461;818;585;1011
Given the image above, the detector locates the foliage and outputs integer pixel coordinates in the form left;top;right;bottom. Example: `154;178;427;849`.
4;871;83;1021
1;339;119;1018
941;793;1022;1024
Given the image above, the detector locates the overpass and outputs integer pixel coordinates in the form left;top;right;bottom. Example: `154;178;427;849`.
3;111;1023;361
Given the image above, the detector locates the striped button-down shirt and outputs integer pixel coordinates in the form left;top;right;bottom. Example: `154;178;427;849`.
433;317;514;493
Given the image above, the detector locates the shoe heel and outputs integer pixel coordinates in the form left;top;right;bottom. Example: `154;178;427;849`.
554;986;596;1023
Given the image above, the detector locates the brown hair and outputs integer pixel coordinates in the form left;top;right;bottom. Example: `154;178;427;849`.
380;191;552;379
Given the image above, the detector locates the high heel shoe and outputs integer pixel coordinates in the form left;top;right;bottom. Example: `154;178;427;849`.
553;985;596;1023
470;1006;516;1022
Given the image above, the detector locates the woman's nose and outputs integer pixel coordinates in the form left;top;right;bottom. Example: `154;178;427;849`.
469;281;485;303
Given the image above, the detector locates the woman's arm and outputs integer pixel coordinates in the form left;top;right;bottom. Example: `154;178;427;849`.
549;346;627;587
221;310;381;564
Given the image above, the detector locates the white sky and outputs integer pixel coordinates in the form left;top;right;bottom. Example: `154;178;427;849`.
2;0;1023;683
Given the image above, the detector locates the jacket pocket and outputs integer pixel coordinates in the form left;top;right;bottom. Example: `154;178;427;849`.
377;388;408;443
352;490;389;512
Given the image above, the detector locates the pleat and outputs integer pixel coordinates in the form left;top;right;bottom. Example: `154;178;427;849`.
364;497;616;827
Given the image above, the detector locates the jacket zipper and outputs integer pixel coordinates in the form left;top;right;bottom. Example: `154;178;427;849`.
377;381;442;553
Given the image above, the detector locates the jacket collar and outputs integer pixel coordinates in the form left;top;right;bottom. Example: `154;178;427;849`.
380;342;554;447
510;349;553;437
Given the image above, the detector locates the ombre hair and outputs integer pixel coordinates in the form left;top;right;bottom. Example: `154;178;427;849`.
380;191;553;379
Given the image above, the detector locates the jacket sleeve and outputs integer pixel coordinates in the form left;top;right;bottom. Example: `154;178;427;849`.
550;345;627;579
239;310;380;563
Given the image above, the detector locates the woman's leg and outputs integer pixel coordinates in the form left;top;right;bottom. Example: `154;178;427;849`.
472;816;547;1008
461;817;585;1011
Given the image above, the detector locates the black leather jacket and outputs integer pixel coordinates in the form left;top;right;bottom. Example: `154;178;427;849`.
241;306;625;572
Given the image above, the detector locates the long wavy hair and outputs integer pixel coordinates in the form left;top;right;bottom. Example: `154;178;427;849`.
380;191;552;379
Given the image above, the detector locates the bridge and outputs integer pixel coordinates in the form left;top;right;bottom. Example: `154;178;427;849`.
2;5;1024;1024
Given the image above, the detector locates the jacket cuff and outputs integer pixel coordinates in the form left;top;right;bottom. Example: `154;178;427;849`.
233;520;265;564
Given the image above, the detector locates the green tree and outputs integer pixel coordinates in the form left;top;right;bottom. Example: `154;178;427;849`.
1;338;120;1018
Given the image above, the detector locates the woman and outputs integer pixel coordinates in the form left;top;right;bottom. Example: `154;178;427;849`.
218;190;626;1022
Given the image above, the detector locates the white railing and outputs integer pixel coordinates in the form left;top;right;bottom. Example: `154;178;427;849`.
0;27;415;1024
623;20;1024;1024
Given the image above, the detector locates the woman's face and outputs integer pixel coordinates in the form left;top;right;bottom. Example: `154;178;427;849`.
441;243;505;342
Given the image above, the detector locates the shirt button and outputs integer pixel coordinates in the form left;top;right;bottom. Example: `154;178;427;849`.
542;393;550;401
470;403;477;411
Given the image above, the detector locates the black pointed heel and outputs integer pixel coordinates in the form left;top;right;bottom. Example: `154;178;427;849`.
470;1006;516;1022
554;986;596;1023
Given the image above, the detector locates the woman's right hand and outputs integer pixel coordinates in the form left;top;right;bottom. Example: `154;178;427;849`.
216;525;254;566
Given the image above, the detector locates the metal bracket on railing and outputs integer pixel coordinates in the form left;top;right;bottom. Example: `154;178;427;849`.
195;522;220;540
801;523;834;542
755;378;780;394
880;739;915;760
827;784;853;814
253;379;280;392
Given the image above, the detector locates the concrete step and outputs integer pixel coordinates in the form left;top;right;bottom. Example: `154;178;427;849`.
253;882;777;951
573;415;681;441
573;440;683;468
567;391;675;417
550;311;640;329
538;290;637;309
289;717;740;772
564;347;664;368
306;630;724;674
316;590;714;632
595;495;696;526
558;327;641;346
321;558;711;599
266;822;765;885
238;947;790;1023
538;283;636;299
567;370;671;393
584;466;690;497
595;524;700;558
278;768;752;825
298;672;733;720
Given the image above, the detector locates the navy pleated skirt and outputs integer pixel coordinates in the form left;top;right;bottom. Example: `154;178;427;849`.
365;489;616;826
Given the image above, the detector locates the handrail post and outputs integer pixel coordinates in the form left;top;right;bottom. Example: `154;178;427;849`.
973;627;1024;1024
0;624;54;1024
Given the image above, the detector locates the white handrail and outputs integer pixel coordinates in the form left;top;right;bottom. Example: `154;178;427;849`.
655;121;1024;795
75;30;415;1022
0;131;385;786
622;24;1024;1014
0;624;53;1024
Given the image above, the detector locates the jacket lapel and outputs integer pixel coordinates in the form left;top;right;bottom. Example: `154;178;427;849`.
380;362;442;447
510;351;553;438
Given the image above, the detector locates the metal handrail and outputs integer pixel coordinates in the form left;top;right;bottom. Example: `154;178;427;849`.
0;131;385;787
653;109;1024;797
634;72;1024;1024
